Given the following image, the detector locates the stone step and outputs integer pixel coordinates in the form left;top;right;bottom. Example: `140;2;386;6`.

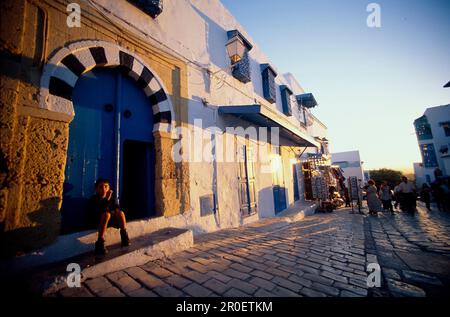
25;227;193;295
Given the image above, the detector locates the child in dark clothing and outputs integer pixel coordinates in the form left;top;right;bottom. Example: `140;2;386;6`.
88;178;130;255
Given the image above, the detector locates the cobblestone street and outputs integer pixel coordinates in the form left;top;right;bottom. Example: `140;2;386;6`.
55;203;450;297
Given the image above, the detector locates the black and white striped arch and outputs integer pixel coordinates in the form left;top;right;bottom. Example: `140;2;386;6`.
39;40;174;133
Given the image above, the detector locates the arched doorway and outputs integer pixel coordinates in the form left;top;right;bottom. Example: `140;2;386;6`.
61;67;155;234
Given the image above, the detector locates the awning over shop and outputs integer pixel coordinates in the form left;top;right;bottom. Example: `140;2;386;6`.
296;93;318;108
218;104;320;148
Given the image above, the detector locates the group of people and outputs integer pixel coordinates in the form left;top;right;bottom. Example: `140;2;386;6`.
363;176;445;216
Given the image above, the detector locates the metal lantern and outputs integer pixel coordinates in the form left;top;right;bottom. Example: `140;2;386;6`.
226;35;246;64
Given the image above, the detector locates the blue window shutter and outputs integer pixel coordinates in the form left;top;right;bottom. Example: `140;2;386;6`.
280;85;293;116
232;51;251;83
420;143;438;168
261;64;277;103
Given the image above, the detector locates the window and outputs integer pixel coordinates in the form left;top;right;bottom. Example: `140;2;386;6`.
414;115;433;140
280;85;293;116
440;144;449;155
301;107;308;126
261;64;277;103
420;143;438;168
228;30;253;84
440;121;450;137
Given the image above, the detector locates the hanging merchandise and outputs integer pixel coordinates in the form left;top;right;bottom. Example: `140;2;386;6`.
312;176;327;200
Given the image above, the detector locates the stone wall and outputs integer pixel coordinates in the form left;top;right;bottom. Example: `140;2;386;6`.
0;0;190;256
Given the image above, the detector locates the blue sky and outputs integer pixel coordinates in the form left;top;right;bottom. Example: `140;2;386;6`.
221;0;450;172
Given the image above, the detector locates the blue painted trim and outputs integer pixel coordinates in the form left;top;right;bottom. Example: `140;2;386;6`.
296;93;318;108
218;105;261;114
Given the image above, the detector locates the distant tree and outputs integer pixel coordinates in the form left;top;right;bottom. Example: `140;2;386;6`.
368;168;403;188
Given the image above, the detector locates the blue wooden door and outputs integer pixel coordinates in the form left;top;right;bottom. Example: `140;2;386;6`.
238;143;257;217
61;68;154;234
293;164;300;201
272;147;287;214
119;73;155;220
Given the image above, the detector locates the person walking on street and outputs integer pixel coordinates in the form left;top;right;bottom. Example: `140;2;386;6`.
343;185;351;207
420;183;432;211
398;176;416;213
393;181;401;210
379;181;394;212
431;181;443;211
366;179;382;216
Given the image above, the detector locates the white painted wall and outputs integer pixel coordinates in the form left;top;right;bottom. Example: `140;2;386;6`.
92;0;328;233
416;104;450;180
331;151;365;183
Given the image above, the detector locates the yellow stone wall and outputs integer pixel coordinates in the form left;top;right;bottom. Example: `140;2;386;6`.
0;0;189;256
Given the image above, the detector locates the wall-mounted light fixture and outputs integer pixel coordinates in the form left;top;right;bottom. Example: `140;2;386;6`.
225;35;246;64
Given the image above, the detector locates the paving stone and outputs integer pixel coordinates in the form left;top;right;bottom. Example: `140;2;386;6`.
265;267;291;279
297;259;322;269
186;261;209;274
108;275;142;293
299;287;327;297
272;276;302;292
382;268;401;280
125;267;166;289
244;261;267;271
60;286;94;297
182;283;213;297
271;286;301;297
142;265;174;279
222;268;251;280
302;273;334;286
402;270;443;286
223;288;251;297
127;287;158;297
181;270;211;284
320;270;348;284
340;290;364;297
320;265;343;275
254;288;277;297
248;277;276;291
205;270;233;284
299;265;321;275
250;270;274;281
227;278;258;295
348;277;369;289
96;287;126;297
203;278;230;295
288;274;313;288
230;263;253;273
310;282;340;296
276;265;302;275
165;275;192;289
153;284;185;297
333;281;368;296
85;277;114;294
386;279;426;297
277;258;297;267
106;271;129;281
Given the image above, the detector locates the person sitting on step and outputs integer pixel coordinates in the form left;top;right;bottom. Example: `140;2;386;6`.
88;178;130;255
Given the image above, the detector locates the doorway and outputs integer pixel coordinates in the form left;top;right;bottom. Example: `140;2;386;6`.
61;67;155;234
